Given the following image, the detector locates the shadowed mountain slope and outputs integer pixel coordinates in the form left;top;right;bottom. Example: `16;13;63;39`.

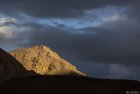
0;48;37;83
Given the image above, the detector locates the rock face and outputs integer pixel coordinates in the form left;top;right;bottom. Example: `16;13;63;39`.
0;48;37;83
9;45;86;76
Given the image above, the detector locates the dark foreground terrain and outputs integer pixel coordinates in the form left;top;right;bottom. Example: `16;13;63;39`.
0;75;140;94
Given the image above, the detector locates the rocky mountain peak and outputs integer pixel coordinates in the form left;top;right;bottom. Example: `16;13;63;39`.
9;45;86;76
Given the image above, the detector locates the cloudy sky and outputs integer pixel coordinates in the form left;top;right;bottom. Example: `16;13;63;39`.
0;0;140;80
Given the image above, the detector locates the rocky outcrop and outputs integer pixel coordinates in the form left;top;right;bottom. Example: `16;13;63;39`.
9;45;86;76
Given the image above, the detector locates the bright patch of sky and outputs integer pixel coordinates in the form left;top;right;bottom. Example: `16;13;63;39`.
0;18;16;25
0;17;15;38
0;17;31;38
38;6;128;29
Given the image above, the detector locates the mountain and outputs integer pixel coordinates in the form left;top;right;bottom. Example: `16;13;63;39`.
0;45;85;83
0;45;140;94
9;45;86;76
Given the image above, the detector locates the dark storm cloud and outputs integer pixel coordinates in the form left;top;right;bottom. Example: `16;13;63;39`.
0;0;139;18
0;0;140;65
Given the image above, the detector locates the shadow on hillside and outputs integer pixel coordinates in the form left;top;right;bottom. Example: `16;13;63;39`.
0;48;38;83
